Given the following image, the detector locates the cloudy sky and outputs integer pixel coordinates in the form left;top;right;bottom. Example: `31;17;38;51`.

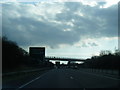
2;0;119;62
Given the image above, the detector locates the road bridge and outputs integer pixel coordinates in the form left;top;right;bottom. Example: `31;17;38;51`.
29;47;85;62
45;56;85;62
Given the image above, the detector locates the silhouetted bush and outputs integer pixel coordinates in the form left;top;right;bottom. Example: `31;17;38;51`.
2;36;54;72
2;37;28;71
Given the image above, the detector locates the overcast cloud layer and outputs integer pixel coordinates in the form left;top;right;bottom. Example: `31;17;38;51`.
2;2;118;48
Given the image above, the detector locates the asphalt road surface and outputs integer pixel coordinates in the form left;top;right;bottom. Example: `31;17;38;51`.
3;68;120;89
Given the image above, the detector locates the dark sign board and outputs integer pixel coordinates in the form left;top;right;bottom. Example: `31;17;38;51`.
29;47;45;61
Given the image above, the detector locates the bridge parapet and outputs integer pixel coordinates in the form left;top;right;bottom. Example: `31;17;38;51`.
45;56;85;62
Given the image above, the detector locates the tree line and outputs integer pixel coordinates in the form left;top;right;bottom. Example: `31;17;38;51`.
2;37;54;72
81;49;120;70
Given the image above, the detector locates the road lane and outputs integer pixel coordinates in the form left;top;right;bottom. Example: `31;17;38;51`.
17;69;119;89
17;69;82;89
2;69;51;89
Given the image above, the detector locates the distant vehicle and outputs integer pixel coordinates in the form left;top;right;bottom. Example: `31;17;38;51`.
55;61;60;69
71;66;78;69
74;66;78;69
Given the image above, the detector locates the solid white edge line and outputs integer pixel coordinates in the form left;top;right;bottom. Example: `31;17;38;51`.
16;69;54;90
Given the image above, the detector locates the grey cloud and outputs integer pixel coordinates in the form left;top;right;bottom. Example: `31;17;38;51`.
97;2;106;6
88;42;98;46
56;2;118;38
2;2;118;48
80;42;98;48
64;2;82;11
2;5;79;47
81;43;88;47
